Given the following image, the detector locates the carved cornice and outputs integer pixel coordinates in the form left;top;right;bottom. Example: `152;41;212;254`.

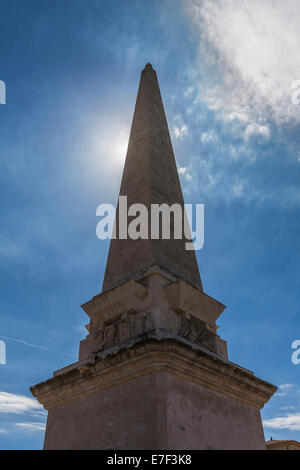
81;280;147;328
164;280;226;328
31;339;277;411
78;273;229;362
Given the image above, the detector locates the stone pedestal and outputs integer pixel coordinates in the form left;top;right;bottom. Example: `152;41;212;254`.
31;268;276;449
31;340;275;450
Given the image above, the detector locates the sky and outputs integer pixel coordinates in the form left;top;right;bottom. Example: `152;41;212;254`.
0;0;300;449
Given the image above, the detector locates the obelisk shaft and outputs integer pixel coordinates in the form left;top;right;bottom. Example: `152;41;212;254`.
102;64;202;292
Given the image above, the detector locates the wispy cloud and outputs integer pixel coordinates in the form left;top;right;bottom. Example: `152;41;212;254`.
263;384;300;432
279;384;294;391
15;422;46;432
277;383;294;397
244;123;270;142
0;392;43;415
178;166;193;181
173;124;188;140
183;0;300;134
201;130;217;143
170;1;300;208
263;413;300;431
0;393;46;436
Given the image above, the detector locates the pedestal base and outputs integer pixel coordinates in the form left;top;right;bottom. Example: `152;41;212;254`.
31;340;276;450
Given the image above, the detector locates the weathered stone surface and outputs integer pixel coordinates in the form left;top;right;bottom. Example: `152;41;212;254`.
41;374;267;450
77;267;228;362
164;279;226;328
31;340;276;450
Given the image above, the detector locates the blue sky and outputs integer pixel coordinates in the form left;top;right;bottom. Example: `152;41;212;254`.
0;0;300;449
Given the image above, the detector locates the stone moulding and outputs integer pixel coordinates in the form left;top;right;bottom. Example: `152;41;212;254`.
81;275;226;336
78;272;229;362
81;279;147;329
164;280;226;328
31;339;277;412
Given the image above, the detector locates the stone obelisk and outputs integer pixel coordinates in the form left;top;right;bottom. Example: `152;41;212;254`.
31;64;276;450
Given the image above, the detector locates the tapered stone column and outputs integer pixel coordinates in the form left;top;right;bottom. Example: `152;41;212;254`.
31;64;276;450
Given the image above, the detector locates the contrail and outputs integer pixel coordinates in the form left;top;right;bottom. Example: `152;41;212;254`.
0;336;54;352
0;335;77;358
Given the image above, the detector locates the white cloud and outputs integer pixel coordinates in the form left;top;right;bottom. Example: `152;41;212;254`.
224;112;249;124
233;179;244;197
174;124;188;139
0;392;43;415
176;1;300;207
276;383;295;397
279;384;294;391
263;413;300;431
178;166;187;175
15;422;46;432
244;123;270;141
201;130;217;143
179;146;300;207
183;0;300;132
184;86;194;97
178;166;193;181
0;393;46;435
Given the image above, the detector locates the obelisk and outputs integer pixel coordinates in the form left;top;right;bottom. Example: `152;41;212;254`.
31;64;276;450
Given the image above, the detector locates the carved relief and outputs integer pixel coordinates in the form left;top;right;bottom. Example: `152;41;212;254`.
177;315;216;353
85;310;221;357
87;311;156;354
118;320;130;343
103;324;116;349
